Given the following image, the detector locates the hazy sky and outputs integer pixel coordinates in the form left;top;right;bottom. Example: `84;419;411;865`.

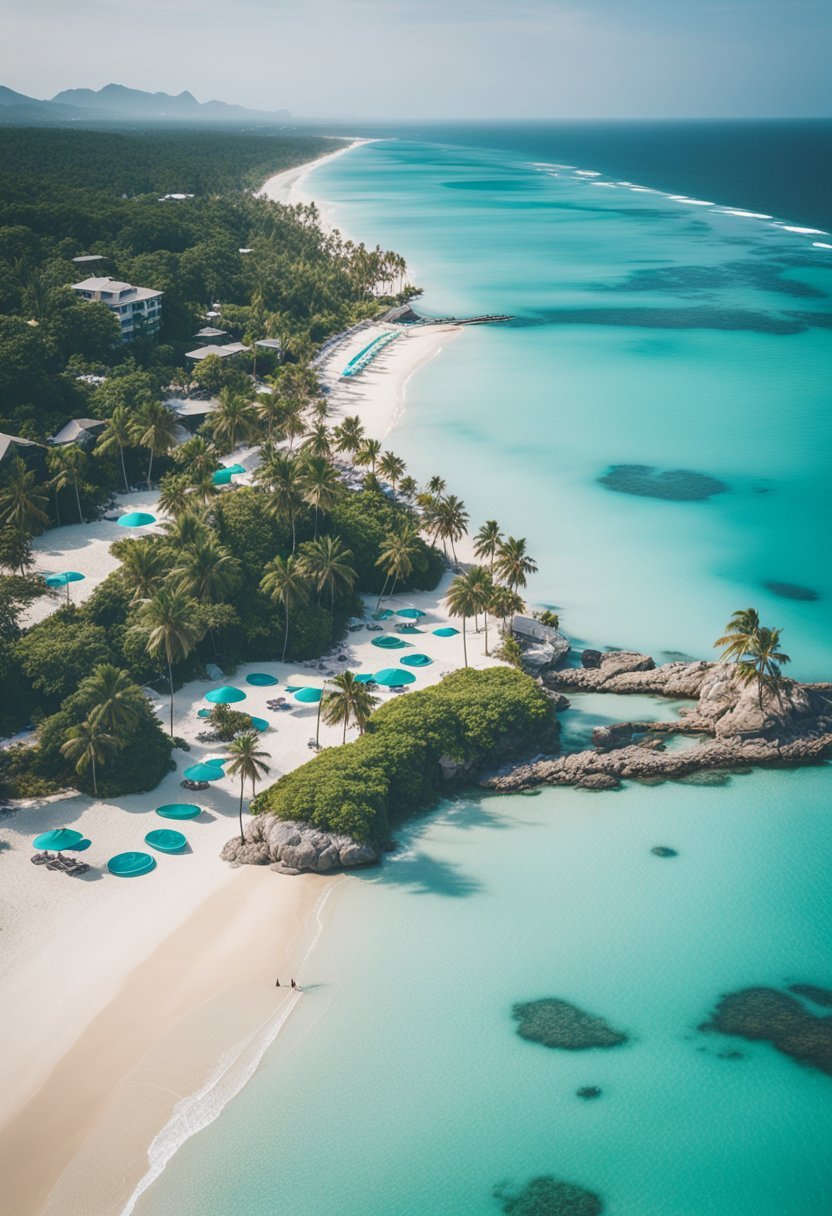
2;0;830;120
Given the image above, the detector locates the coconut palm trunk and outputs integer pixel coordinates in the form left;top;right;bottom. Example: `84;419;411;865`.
461;615;468;667
282;603;290;662
238;773;246;843
73;478;83;523
118;444;128;493
167;657;175;737
90;751;98;797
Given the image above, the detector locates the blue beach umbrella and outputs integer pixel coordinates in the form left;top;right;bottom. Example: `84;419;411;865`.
205;685;246;704
45;570;86;604
433;627;460;637
32;828;85;851
354;673;376;684
118;511;156;528
374;668;416;687
400;653;433;668
246;672;279;686
156;803;202;819
108;851;156;877
182;762;225;781
294;686;323;703
372;635;409;649
249;716;269;731
145;828;187;853
397;608;426;619
212;468;234;486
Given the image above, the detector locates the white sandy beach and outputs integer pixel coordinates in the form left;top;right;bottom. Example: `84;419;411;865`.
0;164;486;1214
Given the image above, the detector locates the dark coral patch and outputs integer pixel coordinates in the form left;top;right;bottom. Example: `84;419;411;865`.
764;581;820;602
598;464;728;502
495;1176;603;1215
513;999;628;1051
700;986;832;1076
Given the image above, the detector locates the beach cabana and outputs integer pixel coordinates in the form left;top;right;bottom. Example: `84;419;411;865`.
374;668;416;687
108;851;156;877
400;653;433;667
246;672;279;686
205;685;246;704
372;635;409;650
433;627;460;637
32;828;85;851
156;803;202;819
145;829;187;853
397;608;426;619
118;511;156;528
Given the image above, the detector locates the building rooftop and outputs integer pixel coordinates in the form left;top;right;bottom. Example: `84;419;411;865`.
51;418;105;445
185;342;250;361
0;432;42;463
72;254;106;265
71;277;162;301
194;327;228;339
255;338;282;351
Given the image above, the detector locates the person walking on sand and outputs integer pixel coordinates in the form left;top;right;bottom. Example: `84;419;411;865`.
290;978;297;990
275;978;280;987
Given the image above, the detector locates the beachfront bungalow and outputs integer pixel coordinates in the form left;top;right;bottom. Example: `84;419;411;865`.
70;277;163;342
0;432;46;472
167;397;220;434
49;418;105;449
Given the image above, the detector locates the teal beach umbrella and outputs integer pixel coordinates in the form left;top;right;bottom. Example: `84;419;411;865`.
108;851;156;877
249;716;269;731
223;463;247;475
397;608;426;619
433;627;460;637
205;685;246;704
145;828;187;853
32;828;84;850
372;609;394;620
156;803;202;819
118;511;156;528
372;635;409;649
212;468;234;485
182;762;225;781
400;653;433;667
294;686;323;703
354;673;376;684
374;668;416;687
246;672;279;686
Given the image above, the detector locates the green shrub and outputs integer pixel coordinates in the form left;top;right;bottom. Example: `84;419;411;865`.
254;667;552;843
329;488;443;595
210;704;254;740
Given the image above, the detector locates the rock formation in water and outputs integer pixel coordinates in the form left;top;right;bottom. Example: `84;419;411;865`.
494;1175;603;1215
512;998;628;1051
598;464;728;501
221;818;378;873
512;614;571;673
486;651;832;794
700;986;832;1076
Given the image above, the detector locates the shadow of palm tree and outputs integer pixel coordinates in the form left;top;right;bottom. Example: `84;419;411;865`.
373;851;482;898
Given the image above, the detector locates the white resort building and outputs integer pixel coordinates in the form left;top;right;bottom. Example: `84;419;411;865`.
70;276;163;341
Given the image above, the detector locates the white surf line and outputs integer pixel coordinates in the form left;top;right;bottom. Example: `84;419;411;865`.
772;224;828;235
120;881;338;1216
718;208;773;219
813;242;832;250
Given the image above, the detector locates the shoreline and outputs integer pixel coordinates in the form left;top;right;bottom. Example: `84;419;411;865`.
0;140;477;1216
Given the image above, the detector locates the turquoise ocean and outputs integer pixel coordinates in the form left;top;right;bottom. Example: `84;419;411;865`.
134;129;832;1214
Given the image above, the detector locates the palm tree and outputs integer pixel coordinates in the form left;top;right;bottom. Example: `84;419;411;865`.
96;406;133;492
160;510;209;552
211;388;258;452
714;608;761;663
333;415;365;458
172;537;240;603
260;554;310;661
256;389;284;445
377;451;405;489
375;525;420;609
433;495;469;563
281;401;307;451
136;587;202;735
494;536;538;590
737;626;791;709
119;538;168;602
225;731;271;843
322;671;379;743
52;445;87;523
173;435;217;483
299;456;340;538
446;571;481;668
300;535;356;613
158;472;193;517
60;717;118;796
356;438;382;476
489;585;526;635
426;475;446;497
465;565;494;654
77;663;145;739
132;400;178;490
473;520;503;571
398;476;418;503
0;457;48;570
301;422;332;461
265;454;305;552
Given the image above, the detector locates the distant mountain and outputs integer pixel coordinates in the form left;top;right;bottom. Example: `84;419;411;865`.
0;83;291;125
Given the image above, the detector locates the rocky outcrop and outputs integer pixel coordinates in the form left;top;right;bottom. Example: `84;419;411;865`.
547;649;710;697
494;1176;603;1216
221;817;379;873
700;986;832;1076
512;615;570;674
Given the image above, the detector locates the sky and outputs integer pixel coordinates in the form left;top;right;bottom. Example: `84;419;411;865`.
1;0;830;120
